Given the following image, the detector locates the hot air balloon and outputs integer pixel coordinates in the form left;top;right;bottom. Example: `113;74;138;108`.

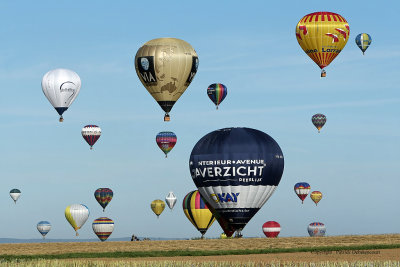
37;221;51;239
308;222;326;237
165;191;177;210
151;199;165;218
135;38;198;121
156;131;177;158
310;191;323;206
9;189;21;204
294;182;310;204
262;221;281;238
41;68;81;122
189;127;284;237
182;190;216;238
207;83;227;109
92;217;114;242
82;125;101;150
295;12;350;77
65;204;89;236
94;188;113;211
312;114;327;133
355;33;372;55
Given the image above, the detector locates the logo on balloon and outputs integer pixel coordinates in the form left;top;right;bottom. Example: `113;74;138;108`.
60;81;76;93
140;58;149;71
210;193;240;203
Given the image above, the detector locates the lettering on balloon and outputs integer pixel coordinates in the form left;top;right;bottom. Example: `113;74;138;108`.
321;48;341;53
192;158;267;185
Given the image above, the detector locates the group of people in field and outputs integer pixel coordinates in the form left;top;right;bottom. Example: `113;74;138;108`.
131;234;150;241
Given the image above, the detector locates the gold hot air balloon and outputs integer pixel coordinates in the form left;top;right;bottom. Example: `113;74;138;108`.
135;38;199;121
151;199;165;218
310;191;323;206
295;12;350;77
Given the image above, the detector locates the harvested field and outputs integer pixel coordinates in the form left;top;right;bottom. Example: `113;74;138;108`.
0;234;399;256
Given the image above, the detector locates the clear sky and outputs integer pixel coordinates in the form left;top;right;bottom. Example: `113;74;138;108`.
0;0;399;240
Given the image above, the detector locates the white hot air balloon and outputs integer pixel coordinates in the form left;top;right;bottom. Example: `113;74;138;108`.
165;191;177;210
41;68;81;122
37;221;51;239
308;222;326;237
9;189;21;204
65;204;90;236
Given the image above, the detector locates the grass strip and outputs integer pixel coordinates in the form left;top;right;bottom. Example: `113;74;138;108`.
1;243;400;261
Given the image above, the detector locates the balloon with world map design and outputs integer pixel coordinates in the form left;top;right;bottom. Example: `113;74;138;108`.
135;38;198;121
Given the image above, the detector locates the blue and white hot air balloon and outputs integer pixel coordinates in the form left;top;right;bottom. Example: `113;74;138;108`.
189;127;284;237
37;221;51;239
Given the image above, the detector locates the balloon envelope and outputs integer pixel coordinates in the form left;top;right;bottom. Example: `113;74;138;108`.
262;221;281;238
355;33;372;54
207;83;227;109
65;204;90;235
37;221;51;238
135;38;198;121
189;127;284;237
294;182;311;203
9;189;21;203
156;131;177;157
295;12;350;76
92;217;114;241
82;125;101;149
182;190;215;237
165;191;177;210
94;188;113;211
311;191;323;205
151;199;165;218
312;114;327;133
41;68;81;121
308;222;326;237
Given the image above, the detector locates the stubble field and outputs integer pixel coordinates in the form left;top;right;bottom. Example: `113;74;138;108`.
0;234;400;265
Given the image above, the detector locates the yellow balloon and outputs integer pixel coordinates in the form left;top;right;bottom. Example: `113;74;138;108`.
135;38;199;121
183;190;215;238
295;12;350;77
151;199;165;218
310;191;323;206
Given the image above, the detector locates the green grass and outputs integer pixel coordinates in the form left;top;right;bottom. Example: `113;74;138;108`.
0;243;399;261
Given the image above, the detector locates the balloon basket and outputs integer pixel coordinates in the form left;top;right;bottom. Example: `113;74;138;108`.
216;106;219;110
76;232;79;236
59;117;64;122
321;70;326;78
164;114;170;122
90;147;93;150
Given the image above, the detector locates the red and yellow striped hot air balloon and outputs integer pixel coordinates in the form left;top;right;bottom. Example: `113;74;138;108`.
295;12;350;77
311;191;323;206
183;190;215;238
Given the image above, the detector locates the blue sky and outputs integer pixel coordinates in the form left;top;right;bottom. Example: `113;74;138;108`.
0;0;399;240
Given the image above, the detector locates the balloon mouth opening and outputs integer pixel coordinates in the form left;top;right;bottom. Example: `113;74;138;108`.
59;116;64;122
164;114;170;121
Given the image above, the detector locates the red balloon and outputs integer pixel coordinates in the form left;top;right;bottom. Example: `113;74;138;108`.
262;221;281;238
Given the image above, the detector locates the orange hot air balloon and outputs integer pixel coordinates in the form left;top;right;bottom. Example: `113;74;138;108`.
310;191;323;206
295;12;350;77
